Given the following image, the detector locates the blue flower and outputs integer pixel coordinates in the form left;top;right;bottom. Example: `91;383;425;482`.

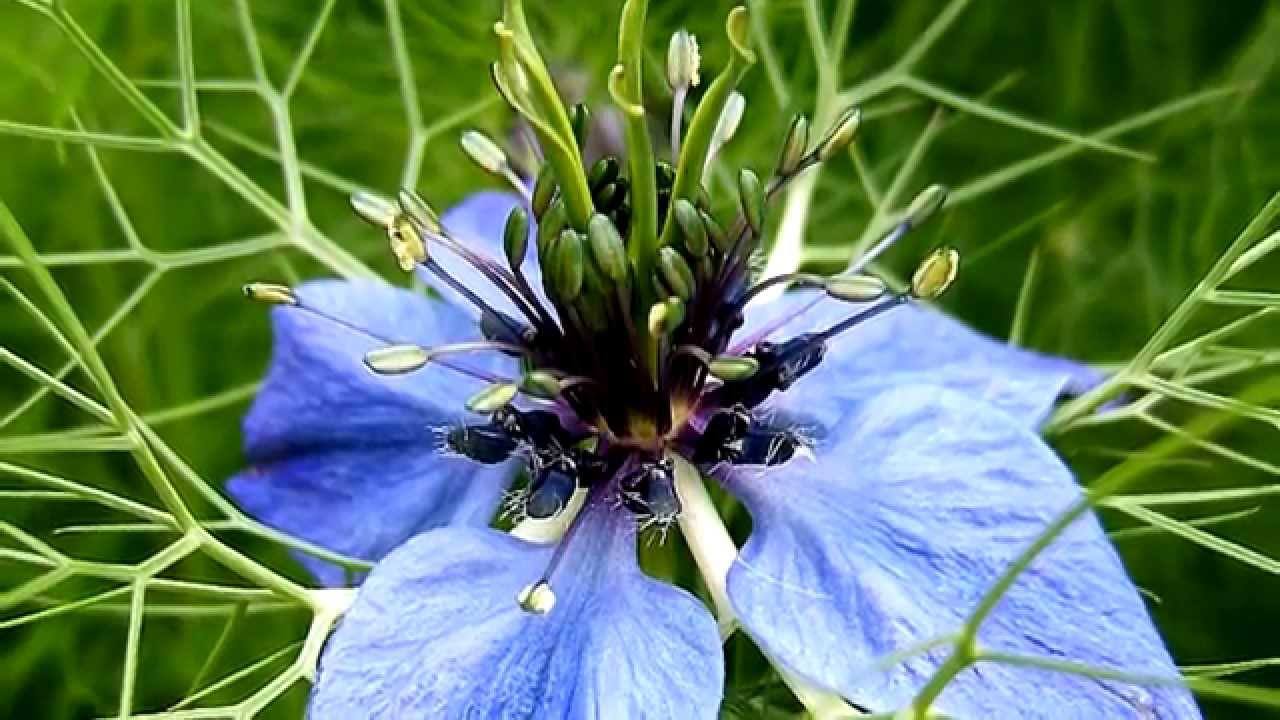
228;184;1200;719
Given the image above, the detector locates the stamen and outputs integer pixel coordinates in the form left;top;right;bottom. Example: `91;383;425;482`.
516;581;556;615
363;341;530;376
674;345;759;381
242;286;508;384
814;293;908;342
666;30;701;158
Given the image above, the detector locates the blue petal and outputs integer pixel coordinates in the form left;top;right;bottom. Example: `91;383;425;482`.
427;190;547;317
227;279;515;585
723;384;1199;719
740;293;1101;427
310;500;724;719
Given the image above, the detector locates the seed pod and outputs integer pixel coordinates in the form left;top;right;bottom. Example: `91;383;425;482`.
503;206;530;271
673;199;708;257
242;282;296;306
532;164;557;219
824;274;887;303
537;201;567;257
707;355;760;381
657;247;696;301
549;229;586;302
778;114;809;176
588;156;620;190
666;29;701;90
364;344;430;375
700;210;730;253
904;184;948;229
587;213;628;284
350;191;398;228
466;382;520;414
738;168;764;234
460;130;508;175
911;246;960;300
647;297;685;336
816;105;863;161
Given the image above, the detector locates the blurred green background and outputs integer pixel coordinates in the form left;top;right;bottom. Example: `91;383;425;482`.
1;0;1278;717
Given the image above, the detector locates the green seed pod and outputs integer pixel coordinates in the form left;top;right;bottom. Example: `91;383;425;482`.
588;156;620;190
738;168;764;234
824;274;887;303
466;382;520;414
647;297;686;336
570;103;591;149
904;184;949;229
364;344;430;375
520;370;562;399
816;105;863;161
549;228;586;302
657;246;696;301
503;206;530;271
673;199;708;257
537;201;567;257
700;209;730;253
707;355;759;381
778;114;809;175
911;246;960;300
532;164;558;219
242;282;297;306
587;213;629;284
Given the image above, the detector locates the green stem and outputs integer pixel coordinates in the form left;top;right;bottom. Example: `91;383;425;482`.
614;0;658;280
501;0;594;228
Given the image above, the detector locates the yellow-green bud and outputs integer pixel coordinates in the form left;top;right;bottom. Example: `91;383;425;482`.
904;184;949;229
504;206;530;270
242;282;297;306
673;199;708;257
532;164;557;220
350;191;398;229
521;370;562;399
911;247;960;300
707;355;759;381
460;130;508;176
647;297;686;336
824;274;888;303
738;168;764;234
586;214;629;284
816;105;863;161
778;114;809;175
549;229;585;302
657;247;696;301
466;382;520;414
364;344;430;375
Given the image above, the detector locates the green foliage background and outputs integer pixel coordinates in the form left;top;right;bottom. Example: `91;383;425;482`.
1;0;1278;718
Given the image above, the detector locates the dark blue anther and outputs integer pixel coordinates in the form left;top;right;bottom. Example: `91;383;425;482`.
525;458;578;519
620;458;680;521
447;423;519;464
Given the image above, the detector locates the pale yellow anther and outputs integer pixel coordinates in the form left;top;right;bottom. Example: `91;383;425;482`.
517;581;556;615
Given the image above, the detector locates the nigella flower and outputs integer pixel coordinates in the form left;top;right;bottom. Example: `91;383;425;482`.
227;4;1199;718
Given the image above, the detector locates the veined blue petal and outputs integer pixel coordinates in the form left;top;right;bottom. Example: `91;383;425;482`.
722;384;1199;719
425;190;547;317
310;499;723;719
228;278;515;585
741;292;1101;427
